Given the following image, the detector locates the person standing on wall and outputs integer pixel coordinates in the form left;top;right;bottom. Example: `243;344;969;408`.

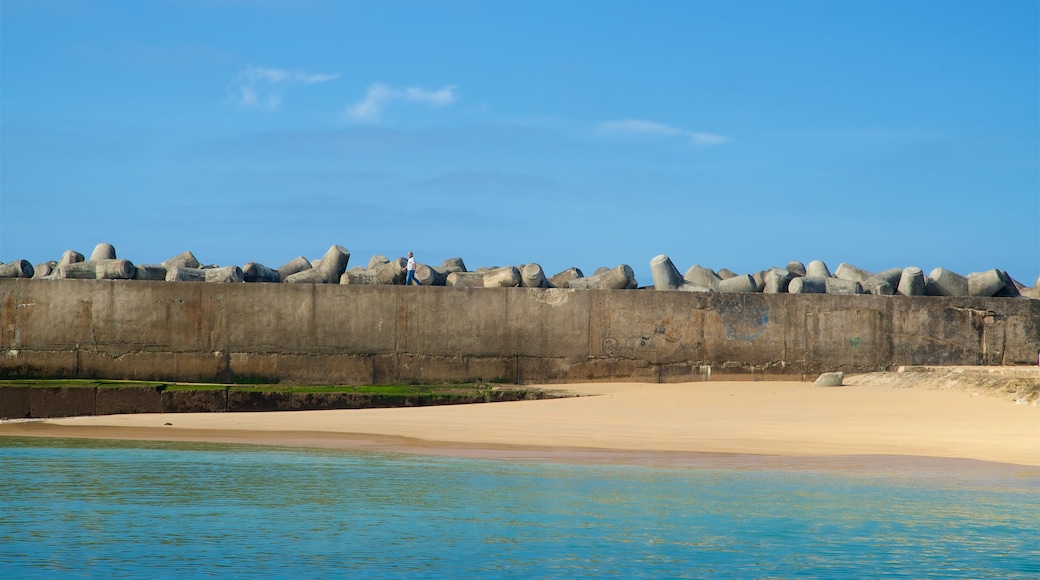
404;251;422;286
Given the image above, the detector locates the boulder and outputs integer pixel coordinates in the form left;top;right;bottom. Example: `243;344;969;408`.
750;270;766;292
341;260;408;286
95;259;136;280
834;263;872;284
788;277;862;295
32;261;57;278
651;256;708;292
993;275;1021;298
483;266;521;288
205;266;244;283
786;261;806;277
57;259;135;280
684;265;721;291
548;268;583;289
928;268;968;297
446;271;485;287
763;268;794;294
968;269;1008;297
416;263;446;286
521;263;549;288
805;260;832;278
568;265;636;290
619;265;641;289
367;255;390;270
650;255;685;291
243;262;281;283
813;371;844;387
89;242;116;261
442;257;467;274
284;268;326;284
56;261;98;279
162;251;201;269
864;267;903;295
315;244;351;282
379;258;407;285
872;267;903;286
133;265;167;281
58;250;85;268
868;281;896;296
166;266;208;282
824;278;863;295
277;256;312;279
0;260;33;278
718;274;757;293
788;277;827;294
341;270;380;285
716;268;738;280
897;267;926;296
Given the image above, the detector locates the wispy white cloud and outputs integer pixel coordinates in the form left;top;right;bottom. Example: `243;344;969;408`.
600;118;730;146
689;132;730;145
600;119;683;136
346;82;457;122
229;66;339;111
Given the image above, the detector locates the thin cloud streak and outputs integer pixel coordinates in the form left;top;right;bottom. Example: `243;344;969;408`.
690;132;730;145
346;82;457;122
229;65;340;111
600;119;683;136
600;118;730;146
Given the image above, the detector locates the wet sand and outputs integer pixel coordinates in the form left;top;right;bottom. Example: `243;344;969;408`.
2;380;1038;470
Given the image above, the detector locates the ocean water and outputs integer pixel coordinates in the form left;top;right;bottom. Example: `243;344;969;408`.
1;437;1037;579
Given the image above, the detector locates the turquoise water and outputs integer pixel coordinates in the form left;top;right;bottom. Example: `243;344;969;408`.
1;437;1037;579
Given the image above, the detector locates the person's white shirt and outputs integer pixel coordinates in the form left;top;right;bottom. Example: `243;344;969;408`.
407;256;416;271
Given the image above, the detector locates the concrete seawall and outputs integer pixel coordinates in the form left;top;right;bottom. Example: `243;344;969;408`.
2;279;1038;385
0;383;548;419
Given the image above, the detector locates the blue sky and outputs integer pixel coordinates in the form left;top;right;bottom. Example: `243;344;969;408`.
2;0;1038;285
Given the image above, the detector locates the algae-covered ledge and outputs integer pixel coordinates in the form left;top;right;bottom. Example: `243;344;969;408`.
0;380;570;419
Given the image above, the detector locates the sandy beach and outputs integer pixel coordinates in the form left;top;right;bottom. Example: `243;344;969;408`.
2;377;1038;469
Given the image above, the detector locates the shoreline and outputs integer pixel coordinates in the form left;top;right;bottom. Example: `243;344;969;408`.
2;379;1038;473
4;423;1038;487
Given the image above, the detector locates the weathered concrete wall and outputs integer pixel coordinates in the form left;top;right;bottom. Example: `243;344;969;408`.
2;279;1038;385
0;384;548;419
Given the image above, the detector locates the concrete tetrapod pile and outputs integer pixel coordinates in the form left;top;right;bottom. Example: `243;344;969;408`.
1;242;1036;297
0;242;638;291
649;254;1037;299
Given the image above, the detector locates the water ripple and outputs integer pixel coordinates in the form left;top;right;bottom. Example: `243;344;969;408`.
1;437;1037;578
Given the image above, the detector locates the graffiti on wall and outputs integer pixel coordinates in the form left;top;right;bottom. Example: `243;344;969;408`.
601;319;693;359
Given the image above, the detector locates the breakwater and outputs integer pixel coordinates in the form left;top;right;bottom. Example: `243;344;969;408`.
2;242;1037;298
3;278;1037;387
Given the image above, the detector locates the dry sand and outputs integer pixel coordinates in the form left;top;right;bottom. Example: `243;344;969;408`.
2;376;1038;469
